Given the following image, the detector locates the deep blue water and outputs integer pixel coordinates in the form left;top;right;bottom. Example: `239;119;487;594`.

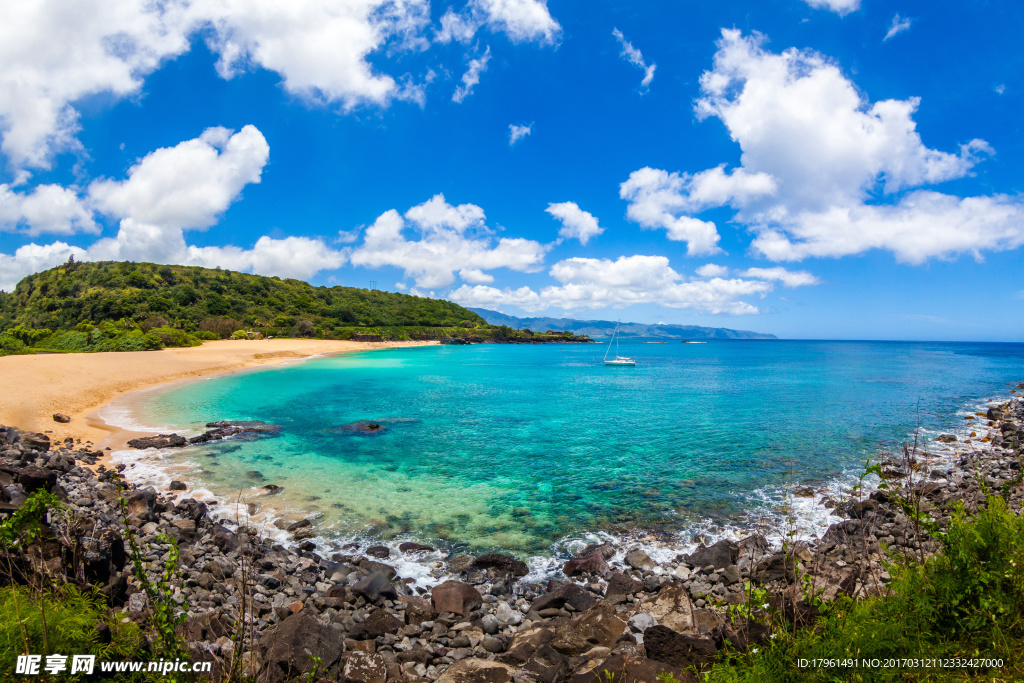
118;340;1024;554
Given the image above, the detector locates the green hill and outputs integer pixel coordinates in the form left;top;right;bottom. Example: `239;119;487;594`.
0;260;499;354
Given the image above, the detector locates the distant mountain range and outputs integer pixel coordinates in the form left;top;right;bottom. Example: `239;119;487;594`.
467;308;777;340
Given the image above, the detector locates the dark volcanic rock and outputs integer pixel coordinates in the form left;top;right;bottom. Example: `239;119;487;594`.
350;610;403;640
682;539;737;570
20;432;51;452
127;434;187;449
563;551;608;577
432;580;483;616
522;643;569;683
189;420;282;445
352;571;398;604
336;420;388;436
472;553;529;578
570;655;691;683
169;480;187;491
256;610;342;683
532;582;598;613
604;571;645;605
18;466;58;493
551;602;627;655
52;413;71;424
434;658;515;683
398;542;435;553
365;545;390;559
643;625;718;670
399;595;436;625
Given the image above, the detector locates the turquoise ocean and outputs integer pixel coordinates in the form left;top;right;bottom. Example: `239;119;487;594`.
105;340;1024;570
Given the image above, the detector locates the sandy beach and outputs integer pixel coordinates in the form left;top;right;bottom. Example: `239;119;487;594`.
0;339;435;451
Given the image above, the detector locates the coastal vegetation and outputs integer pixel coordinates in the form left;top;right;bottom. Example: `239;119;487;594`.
0;260;588;355
699;493;1024;682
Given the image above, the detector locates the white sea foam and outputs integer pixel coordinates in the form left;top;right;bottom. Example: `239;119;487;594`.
109;391;1016;589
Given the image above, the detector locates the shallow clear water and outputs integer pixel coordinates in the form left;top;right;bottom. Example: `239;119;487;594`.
114;340;1024;555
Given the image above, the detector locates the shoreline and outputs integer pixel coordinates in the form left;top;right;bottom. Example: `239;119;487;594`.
107;379;1014;584
0;339;438;458
0;392;1019;681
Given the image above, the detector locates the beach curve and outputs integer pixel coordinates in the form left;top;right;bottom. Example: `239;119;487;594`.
0;338;437;452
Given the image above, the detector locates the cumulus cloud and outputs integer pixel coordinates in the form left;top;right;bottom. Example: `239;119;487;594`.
349;194;548;288
436;0;560;45
89;126;269;231
452;47;491;103
546;202;604;245
625;30;1023;264
0;184;96;236
197;0;431;109
612;28;656;91
803;0;860;16
187;236;347;279
448;254;818;315
0;126;345;290
752;192;1024;263
509;123;532;145
619;166;775;255
0;0;444;169
884;14;913;41
0;0;191;168
448;256;765;314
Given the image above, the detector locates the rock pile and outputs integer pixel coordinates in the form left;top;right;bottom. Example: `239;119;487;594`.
0;395;1021;682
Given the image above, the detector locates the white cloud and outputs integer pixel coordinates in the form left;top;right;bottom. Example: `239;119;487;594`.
0;0;192;168
802;0;860;16
620;166;775;255
452;47;492;103
628;30;1023;264
186;235;346;279
884;14;913;41
89;126;269;231
752;192;1024;263
995;84;1006;95
0;184;96;236
0;125;345;290
509;123;533;145
449;254;819;315
695;263;729;278
0;0;442;169
437;0;560;45
739;266;820;287
612;28;656;91
437;9;480;44
197;0;431;109
546;202;604;245
349;194;548;288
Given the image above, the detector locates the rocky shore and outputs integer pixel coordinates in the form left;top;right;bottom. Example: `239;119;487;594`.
1;393;1021;682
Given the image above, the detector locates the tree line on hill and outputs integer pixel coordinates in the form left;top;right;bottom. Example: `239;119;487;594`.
0;260;587;355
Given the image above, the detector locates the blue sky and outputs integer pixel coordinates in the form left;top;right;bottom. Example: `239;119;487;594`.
1;0;1022;340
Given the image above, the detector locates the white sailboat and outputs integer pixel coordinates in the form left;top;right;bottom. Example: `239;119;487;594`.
604;321;635;366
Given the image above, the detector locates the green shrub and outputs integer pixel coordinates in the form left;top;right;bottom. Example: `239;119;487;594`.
148;327;200;347
0;586;141;679
0;333;28;356
703;494;1024;682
